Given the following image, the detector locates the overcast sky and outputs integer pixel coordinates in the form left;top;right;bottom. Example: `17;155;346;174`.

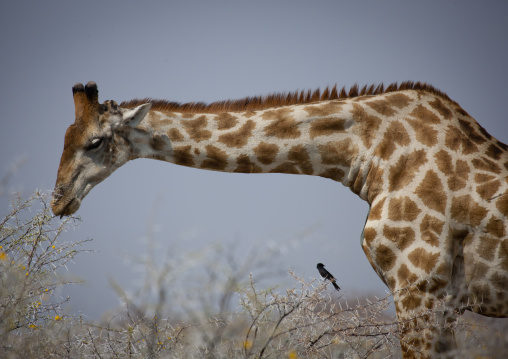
1;1;507;318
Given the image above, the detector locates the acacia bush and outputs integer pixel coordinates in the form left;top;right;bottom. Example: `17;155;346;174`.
1;191;506;358
0;191;90;358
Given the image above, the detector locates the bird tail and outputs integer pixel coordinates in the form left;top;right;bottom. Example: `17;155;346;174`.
332;281;340;291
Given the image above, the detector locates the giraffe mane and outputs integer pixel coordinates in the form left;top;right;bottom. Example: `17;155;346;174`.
120;81;452;114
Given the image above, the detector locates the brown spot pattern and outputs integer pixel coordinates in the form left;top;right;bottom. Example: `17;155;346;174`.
406;118;438;146
486;144;504;160
269;162;299;174
445;125;478;154
353;168;369;196
420;215;444;247
318;168;345;182
363;227;377;245
214;113;238;130
388;150;427;191
450;195;488;227
254;142;279;165
218;120;255;148
167;128;184;142
149;135;166;151
498;141;508;151
366;99;396;117
173;145;195;167
485;216;506;238
471;261;490;279
351;103;382;148
475;173;501;200
304;102;343;117
242;110;257;118
201;145;228;171
262;108;301;139
309;117;347;139
374;121;410;160
428;97;452;120
408;104;441;124
408;248;440;273
397;264;418;286
147;114;172;129
491;272;508;291
366;165;384;203
385;93;412;109
472;156;501;174
368;197;386;221
233;155;262;173
470;283;491;304
478;236;500;261
319;139;358;167
498;240;508;271
383;225;415;250
182;116;212;142
288;145;313;175
429;264;449;290
434;150;469;191
496;192;508;217
388;196;421;222
458;119;487;145
415;170;447;214
361;242;376;276
400;291;423;312
376;244;397;271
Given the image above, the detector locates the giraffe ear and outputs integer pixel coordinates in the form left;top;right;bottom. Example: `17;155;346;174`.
121;103;152;127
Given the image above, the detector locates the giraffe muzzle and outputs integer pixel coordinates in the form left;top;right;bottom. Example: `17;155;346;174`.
51;185;81;217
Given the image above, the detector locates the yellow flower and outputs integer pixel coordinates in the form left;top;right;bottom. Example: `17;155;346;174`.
52;245;56;249
288;350;298;359
45;288;49;292
54;315;61;321
0;251;8;261
243;340;253;349
29;324;37;329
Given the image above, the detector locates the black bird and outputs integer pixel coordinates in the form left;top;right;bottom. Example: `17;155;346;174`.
316;263;340;291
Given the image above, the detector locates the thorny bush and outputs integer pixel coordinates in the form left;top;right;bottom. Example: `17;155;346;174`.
1;191;507;358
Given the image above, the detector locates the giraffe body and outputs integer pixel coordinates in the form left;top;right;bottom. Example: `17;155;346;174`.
52;82;508;358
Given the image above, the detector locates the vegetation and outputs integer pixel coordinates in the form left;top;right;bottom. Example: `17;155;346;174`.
1;191;507;358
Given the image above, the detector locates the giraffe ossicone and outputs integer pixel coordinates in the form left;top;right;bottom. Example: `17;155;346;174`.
52;81;508;358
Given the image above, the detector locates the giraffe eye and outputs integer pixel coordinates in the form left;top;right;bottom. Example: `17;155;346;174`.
86;137;104;151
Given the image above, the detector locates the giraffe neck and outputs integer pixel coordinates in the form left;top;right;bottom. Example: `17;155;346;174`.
127;96;385;201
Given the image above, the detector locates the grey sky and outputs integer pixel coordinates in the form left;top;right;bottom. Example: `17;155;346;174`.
1;1;507;318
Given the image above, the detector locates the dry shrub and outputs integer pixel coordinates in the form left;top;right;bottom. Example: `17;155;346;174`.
1;191;506;358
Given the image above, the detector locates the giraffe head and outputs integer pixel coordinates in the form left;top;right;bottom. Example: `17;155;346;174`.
51;82;151;217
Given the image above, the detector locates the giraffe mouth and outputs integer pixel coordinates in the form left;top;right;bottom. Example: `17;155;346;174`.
51;185;82;217
60;198;81;217
52;195;81;217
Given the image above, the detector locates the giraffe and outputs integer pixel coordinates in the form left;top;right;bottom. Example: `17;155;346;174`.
52;81;508;358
